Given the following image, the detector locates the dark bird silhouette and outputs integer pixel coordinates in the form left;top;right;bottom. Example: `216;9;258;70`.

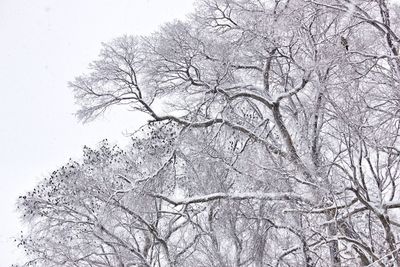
341;36;349;51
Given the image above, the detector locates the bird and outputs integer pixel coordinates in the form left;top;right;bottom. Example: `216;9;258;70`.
341;36;349;51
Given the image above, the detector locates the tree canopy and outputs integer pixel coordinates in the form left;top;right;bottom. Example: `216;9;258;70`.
16;0;400;266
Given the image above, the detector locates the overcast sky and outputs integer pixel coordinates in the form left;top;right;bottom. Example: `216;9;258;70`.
0;0;194;265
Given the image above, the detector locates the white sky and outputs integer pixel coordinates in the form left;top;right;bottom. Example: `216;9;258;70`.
0;0;194;265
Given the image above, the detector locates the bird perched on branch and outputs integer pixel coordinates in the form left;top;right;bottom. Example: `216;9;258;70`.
341;36;349;51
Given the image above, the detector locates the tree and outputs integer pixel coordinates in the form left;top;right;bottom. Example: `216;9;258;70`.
17;0;400;266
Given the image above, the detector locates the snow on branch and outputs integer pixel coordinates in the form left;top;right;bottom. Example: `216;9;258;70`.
150;192;312;206
273;73;311;103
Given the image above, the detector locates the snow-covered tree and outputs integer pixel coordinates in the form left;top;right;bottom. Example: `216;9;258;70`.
17;0;400;266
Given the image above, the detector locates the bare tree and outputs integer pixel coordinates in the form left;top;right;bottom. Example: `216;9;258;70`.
17;0;400;266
